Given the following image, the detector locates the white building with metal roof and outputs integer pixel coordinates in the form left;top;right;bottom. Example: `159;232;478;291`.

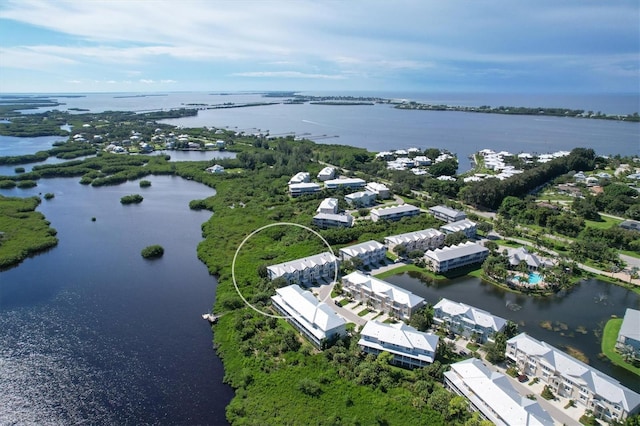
289;182;321;197
288;171;310;185
271;284;346;348
341;271;425;320
445;358;554;426
358;321;439;368
317;197;339;214
324;177;366;190
616;308;640;359
317;166;335;181
440;219;477;239
428;205;467;223
506;333;640;423
267;252;338;286
338;240;387;266
424;241;489;273
312;213;353;229
370;204;421;222
433;298;506;342
385;228;445;254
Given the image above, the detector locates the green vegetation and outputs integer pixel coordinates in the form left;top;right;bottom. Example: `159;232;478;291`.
601;318;640;376
541;385;555;400
16;180;37;188
43;193;55;200
0;195;58;269
141;245;164;259
139;179;152;188
120;194;144;204
14;167;25;173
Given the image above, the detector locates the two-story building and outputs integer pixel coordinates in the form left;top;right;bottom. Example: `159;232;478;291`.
324;178;366;190
365;182;390;199
316;197;339;214
288;171;310;185
312;213;354;229
271;284;346;348
358;321;439;368
370;204;421;222
289;182;322;197
506;333;640;423
433;298;506;342
317;167;335;181
345;190;377;207
338;240;387;266
342;271;425;320
424;242;489;273
616;308;640;361
428;205;467;223
267;252;338;286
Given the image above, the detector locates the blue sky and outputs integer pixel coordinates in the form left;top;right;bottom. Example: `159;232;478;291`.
0;0;638;94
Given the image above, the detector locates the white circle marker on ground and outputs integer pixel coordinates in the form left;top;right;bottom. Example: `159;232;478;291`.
231;222;338;318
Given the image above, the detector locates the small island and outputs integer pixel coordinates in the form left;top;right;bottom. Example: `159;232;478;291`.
120;194;143;204
141;245;164;259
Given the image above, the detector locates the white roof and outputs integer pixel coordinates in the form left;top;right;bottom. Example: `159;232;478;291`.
318;166;335;176
506;247;552;269
268;252;337;277
434;298;506;332
288;172;310;184
425;242;488;262
619;308;640;342
365;182;389;191
272;284;345;340
324;178;366;186
289;182;321;191
428;205;465;219
385;228;443;245
445;358;554;426
371;204;420;217
343;271;424;309
359;321;438;363
345;190;376;200
317;198;338;213
440;219;476;233
313;213;353;225
339;240;385;257
508;333;640;412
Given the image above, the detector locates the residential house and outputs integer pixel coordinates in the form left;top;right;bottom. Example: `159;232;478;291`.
342;271;425;320
616;308;640;360
271;284;346;348
444;358;554;426
440;219;477;239
288;172;310;185
365;182;390;199
358;321;439;368
370;204;421;222
312;213;354;229
424;242;489;273
267;252;338;286
506;333;640;423
620;220;640;233
317;198;339;214
289;182;321;197
339;240;387;266
384;228;445;254
317;166;336;181
428;205;467;223
345;190;377;207
433;298;506;342
205;164;225;174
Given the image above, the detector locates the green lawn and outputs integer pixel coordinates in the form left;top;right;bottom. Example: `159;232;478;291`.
585;215;622;230
357;308;371;317
601;318;640;376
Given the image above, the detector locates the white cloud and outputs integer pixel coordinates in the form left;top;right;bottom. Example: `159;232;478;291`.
232;71;346;80
140;79;154;84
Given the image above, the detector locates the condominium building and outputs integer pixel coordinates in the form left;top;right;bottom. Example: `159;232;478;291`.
341;271;425;320
289;182;322;197
384;228;445;254
312;213;354;229
288;171;310;185
317;166;335;181
440;219;477;239
324;178;366;190
428;205;467;223
616;308;640;360
506;247;553;271
338;240;387;266
506;333;640;423
444;358;554;426
365;182;390;199
271;284;346;348
345;190;377;207
433;298;506;343
358;321;439;368
370;204;421;222
267;252;338;285
424;242;489;273
317;197;339;214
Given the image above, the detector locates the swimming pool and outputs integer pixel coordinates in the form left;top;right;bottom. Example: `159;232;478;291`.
513;272;543;285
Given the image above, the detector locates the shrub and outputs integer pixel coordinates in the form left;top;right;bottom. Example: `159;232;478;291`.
120;194;143;204
139;180;151;188
43;193;55;200
14;167;25;173
541;385;555;400
298;378;322;397
0;180;17;189
141;245;164;259
17;180;37;188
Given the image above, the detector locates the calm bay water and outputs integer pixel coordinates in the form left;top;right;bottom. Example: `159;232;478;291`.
1;92;639;422
0;177;233;425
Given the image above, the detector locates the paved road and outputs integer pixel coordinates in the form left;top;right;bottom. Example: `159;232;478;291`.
316;282;367;326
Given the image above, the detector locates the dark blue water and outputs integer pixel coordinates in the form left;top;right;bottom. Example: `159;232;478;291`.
387;272;640;392
0;176;233;425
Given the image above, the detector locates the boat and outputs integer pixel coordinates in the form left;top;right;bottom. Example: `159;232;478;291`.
201;313;218;324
